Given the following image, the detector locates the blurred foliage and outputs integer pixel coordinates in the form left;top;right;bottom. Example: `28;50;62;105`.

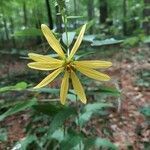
135;70;150;88
0;0;148;50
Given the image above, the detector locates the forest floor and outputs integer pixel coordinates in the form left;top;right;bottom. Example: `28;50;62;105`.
0;45;149;150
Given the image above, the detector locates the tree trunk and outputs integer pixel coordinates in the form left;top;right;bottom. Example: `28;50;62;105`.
99;0;108;24
10;17;16;48
35;19;42;45
55;5;62;33
87;0;94;33
3;17;9;41
23;0;27;27
45;0;53;29
123;0;127;35
143;0;150;35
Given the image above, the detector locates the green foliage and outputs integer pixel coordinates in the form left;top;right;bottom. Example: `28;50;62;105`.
91;38;123;47
0;81;28;93
140;107;150;117
51;129;64;142
0;128;7;142
14;28;42;37
84;137;118;150
47;106;77;135
31;87;60;94
135;70;150;88
67;16;84;19
12;135;38;150
60;130;82;150
88;86;121;96
143;36;150;44
0;98;37;121
78;103;113;126
62;31;76;46
123;36;141;47
33;103;63;116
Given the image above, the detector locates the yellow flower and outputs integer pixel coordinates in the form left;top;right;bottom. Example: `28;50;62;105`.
28;24;112;105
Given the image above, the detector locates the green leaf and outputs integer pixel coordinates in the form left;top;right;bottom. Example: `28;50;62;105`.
88;86;121;96
123;36;140;47
0;98;37;121
12;135;37;150
67;93;77;102
47;107;77;135
51;129;64;142
33;103;63;116
78;103;113;126
15;82;28;90
0;128;7;142
95;138;118;149
62;32;76;46
14;28;42;37
0;81;28;93
143;36;150;43
84;137;118;150
60;131;82;150
78;111;92;126
83;35;96;42
30;88;60;94
139;107;150;117
91;38;123;46
0;86;13;93
85;103;113;112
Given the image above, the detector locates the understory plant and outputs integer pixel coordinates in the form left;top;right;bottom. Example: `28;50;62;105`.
0;1;120;150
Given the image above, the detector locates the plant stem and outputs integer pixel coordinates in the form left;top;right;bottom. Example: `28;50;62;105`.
62;13;70;56
76;95;82;150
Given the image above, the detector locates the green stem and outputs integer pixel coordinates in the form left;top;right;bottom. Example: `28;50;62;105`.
76;95;82;150
63;122;66;137
62;13;70;56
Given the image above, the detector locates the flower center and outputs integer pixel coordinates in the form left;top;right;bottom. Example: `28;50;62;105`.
64;58;74;72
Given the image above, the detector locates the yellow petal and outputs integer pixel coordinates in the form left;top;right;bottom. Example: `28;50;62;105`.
28;53;61;62
75;64;110;81
60;71;69;105
74;60;112;69
41;24;65;59
68;24;86;60
34;67;63;89
70;70;87;104
28;61;63;70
